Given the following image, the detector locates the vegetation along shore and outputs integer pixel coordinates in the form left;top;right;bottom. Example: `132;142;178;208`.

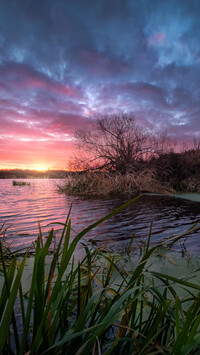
61;113;200;196
3;113;200;195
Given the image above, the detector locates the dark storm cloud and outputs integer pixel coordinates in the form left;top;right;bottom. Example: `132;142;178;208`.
0;0;200;167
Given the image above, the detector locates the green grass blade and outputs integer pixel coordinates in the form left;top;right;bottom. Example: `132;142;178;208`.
42;324;102;354
30;196;141;351
138;300;172;354
0;254;27;354
19;244;41;354
172;294;200;354
0;257;16;321
78;287;141;355
182;333;200;355
66;196;140;266
145;221;153;253
60;220;71;271
150;271;200;291
127;234;136;254
127;246;157;288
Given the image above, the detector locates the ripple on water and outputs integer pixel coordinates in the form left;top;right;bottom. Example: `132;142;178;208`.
0;179;200;254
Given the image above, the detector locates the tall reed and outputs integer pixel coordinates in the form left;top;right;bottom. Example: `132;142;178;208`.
59;171;174;196
1;197;200;354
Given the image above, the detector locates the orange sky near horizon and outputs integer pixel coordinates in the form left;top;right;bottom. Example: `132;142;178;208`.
0;138;76;171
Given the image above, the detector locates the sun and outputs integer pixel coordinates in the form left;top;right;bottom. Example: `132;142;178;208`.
32;164;49;171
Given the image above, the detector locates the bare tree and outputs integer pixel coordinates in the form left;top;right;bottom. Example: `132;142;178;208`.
71;113;172;174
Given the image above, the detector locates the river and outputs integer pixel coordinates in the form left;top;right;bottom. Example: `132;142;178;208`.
0;179;200;255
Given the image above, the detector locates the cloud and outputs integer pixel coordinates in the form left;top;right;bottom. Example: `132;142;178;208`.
0;62;82;97
0;0;200;168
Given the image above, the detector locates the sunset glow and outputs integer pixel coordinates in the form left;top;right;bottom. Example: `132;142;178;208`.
0;1;200;169
31;164;49;172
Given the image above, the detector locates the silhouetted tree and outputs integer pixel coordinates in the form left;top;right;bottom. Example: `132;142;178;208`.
71;113;172;174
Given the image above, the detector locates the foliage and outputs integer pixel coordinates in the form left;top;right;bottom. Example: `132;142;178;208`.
1;198;200;354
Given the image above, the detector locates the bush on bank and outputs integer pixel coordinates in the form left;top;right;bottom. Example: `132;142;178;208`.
62;147;200;196
59;170;174;197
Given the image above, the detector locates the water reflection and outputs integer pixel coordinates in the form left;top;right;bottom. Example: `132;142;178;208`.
0;179;200;254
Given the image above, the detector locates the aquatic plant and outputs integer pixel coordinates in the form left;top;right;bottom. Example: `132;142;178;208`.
1;197;200;354
59;171;174;196
12;180;31;187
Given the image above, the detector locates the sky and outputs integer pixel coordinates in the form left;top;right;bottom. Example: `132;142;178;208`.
0;0;200;170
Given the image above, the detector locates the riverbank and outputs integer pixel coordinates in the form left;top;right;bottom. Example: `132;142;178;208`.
58;171;175;196
61;147;200;196
59;163;200;196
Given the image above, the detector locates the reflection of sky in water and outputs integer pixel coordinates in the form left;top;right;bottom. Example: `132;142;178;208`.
0;179;200;255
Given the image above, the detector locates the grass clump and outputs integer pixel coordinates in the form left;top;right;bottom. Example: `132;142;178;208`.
12;180;31;187
59;171;174;196
1;197;200;354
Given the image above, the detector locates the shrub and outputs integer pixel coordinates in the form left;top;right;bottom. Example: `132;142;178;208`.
12;180;31;187
59;171;174;197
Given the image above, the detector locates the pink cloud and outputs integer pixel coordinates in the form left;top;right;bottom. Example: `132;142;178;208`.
148;32;165;46
20;75;80;98
0;63;82;99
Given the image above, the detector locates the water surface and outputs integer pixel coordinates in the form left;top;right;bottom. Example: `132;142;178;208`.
0;179;200;254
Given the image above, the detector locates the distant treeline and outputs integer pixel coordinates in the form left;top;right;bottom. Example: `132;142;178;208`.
0;169;70;179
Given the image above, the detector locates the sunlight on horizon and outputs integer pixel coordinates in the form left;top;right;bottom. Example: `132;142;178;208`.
31;163;50;171
0;163;68;171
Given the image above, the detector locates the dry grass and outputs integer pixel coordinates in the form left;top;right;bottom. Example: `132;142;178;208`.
180;177;200;192
59;170;175;196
